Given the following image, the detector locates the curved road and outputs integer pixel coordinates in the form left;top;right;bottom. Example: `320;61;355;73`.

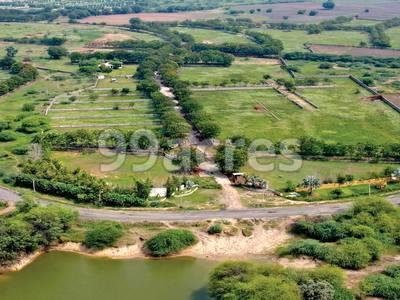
1;186;400;222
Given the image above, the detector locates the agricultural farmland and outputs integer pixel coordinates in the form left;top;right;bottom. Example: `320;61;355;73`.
191;78;400;143
179;58;289;86
253;29;369;52
308;44;400;58
172;27;251;44
47;75;160;131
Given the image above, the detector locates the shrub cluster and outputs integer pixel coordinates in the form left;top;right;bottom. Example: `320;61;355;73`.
145;229;198;257
84;221;124;250
361;265;400;299
281;198;400;269
209;261;353;300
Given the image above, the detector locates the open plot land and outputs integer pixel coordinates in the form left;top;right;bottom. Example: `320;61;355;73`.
172;27;251;44
229;1;400;23
179;58;289;86
241;156;398;190
52;151;175;187
289;60;400;92
0;23;159;72
308;44;400;58
191;78;400;143
252;29;369;52
48;79;160;130
79;10;224;25
387;27;400;49
345;18;382;27
96;76;137;89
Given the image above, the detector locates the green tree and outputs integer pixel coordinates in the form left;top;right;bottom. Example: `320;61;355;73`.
134;179;152;199
47;46;68;59
302;176;321;194
6;46;18;58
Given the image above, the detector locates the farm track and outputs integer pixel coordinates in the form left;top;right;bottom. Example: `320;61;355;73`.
156;73;243;209
53;121;160;128
270;81;316;112
51;114;158;120
50;107;148;112
190;86;274;91
54;99;148;104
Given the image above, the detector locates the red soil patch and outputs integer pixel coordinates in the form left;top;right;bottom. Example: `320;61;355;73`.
87;33;134;48
308;44;400;58
79;10;222;25
254;104;266;112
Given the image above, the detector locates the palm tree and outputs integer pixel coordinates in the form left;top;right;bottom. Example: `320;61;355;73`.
302;176;321;194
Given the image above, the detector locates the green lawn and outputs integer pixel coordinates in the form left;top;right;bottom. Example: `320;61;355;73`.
172;27;251;44
252;29;369;52
96;77;137;89
179;58;289;85
387;27;400;49
52;151;177;187
241;156;398;190
191;78;400;143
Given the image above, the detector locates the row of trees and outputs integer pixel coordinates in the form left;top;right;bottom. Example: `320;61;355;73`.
135;56;191;139
298;136;400;160
284;52;400;68
14;159;152;207
0;36;66;46
155;58;221;139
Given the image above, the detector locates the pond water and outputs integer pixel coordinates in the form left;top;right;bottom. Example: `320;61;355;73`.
0;252;217;300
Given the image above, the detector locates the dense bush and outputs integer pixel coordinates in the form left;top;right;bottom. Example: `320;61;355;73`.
0;131;17;142
361;265;400;299
282;198;398;269
84;221;124;249
144;229;197;257
209;261;353;300
207;223;223;235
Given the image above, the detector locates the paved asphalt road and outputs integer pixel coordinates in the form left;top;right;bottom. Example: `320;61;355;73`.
1;186;400;222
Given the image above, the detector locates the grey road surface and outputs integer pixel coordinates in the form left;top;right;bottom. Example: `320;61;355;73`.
1;186;399;222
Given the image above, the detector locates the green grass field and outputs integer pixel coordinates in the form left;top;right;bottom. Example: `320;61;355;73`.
0;71;94;174
289;61;400;92
387;27;400;49
252;29;369;52
172;27;251;44
52;151;176;187
179;58;289;85
191;78;400;143
241;156;397;190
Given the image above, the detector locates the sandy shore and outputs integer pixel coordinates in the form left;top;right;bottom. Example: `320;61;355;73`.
1;222;295;273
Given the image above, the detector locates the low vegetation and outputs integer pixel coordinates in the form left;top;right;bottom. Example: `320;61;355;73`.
144;229;198;257
208;261;353;300
84;221;124;250
280;197;400;269
360;265;400;299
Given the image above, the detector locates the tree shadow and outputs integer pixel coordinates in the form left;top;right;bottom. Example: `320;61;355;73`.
191;286;209;300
